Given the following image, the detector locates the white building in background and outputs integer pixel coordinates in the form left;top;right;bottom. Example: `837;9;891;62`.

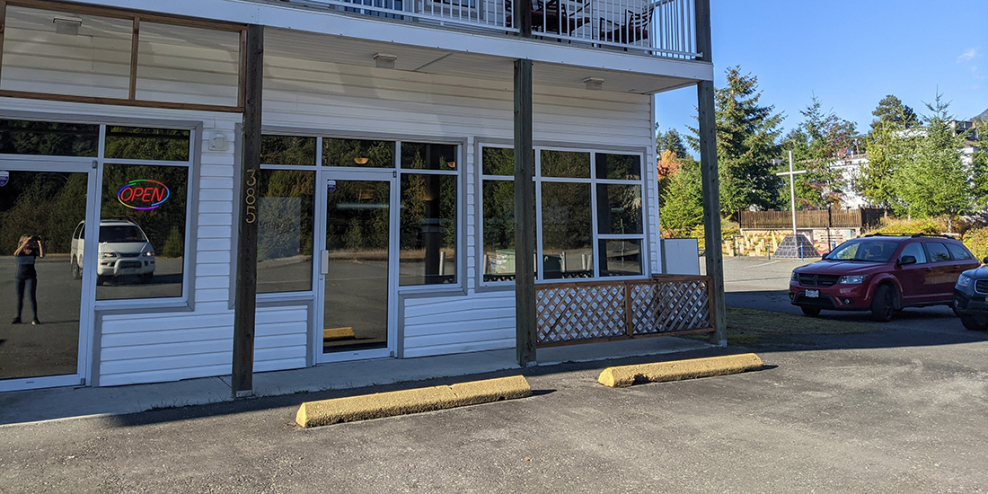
0;0;719;392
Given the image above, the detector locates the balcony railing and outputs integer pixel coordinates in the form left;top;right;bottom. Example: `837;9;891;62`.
274;0;700;59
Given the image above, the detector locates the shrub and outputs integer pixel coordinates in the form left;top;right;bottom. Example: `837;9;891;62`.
963;227;988;261
868;218;941;236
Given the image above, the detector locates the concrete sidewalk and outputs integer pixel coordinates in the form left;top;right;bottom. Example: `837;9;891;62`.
0;336;712;426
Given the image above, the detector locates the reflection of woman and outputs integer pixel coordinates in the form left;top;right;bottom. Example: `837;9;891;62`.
12;235;43;325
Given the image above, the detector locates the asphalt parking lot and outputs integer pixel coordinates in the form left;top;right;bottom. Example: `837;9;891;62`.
1;256;987;493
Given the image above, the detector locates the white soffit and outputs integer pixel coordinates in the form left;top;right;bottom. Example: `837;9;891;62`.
266;28;697;94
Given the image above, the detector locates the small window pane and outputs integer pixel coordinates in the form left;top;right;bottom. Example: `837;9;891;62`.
261;136;316;165
400;174;456;285
323;138;394;168
899;242;927;264
136;22;240;107
482;147;514;176
97;164;188;299
257;170;315;293
0;120;99;157
946;243;973;261
482;180;536;282
104;127;191;161
926;242;951;263
596;184;642;234
541;150;590;178
599;239;642;277
541;182;592;279
402;142;458;171
596;153;641;180
1;6;132;99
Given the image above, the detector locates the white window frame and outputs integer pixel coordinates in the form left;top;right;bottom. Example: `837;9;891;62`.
478;143;648;288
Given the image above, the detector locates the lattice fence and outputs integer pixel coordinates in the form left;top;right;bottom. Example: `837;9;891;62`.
535;275;714;347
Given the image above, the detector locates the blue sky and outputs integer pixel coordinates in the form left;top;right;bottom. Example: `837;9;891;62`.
655;0;988;146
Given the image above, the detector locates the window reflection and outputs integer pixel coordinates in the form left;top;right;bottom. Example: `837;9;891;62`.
599;239;642;276
399;174;456;285
401;142;457;170
104;127;190;161
96;164;187;299
261;135;316;166
595;153;641;180
541;182;592;279
257;170;314;293
541;150;590;178
323;138;394;168
596;184;643;234
0;120;99;157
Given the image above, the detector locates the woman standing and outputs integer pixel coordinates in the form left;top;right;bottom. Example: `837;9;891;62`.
12;235;43;325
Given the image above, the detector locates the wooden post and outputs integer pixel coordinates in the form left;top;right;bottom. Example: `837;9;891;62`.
518;0;532;37
695;0;726;345
514;58;536;366
232;24;263;398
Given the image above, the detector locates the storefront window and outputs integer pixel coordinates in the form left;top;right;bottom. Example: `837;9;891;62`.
399;173;457;285
104;127;190;161
261;135;316;166
480;146;645;283
256;170;315;293
96;163;189;299
0;119;99;157
323;138;394;168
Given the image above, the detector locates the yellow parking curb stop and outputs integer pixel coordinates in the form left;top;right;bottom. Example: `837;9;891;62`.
597;353;763;388
296;375;532;428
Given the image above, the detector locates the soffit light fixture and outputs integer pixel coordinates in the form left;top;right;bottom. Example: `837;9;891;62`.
53;16;83;36
374;53;398;70
583;77;604;90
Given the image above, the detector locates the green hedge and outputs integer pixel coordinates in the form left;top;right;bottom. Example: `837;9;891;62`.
963;227;988;261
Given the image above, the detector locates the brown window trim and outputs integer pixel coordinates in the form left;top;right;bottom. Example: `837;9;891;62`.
0;0;248;112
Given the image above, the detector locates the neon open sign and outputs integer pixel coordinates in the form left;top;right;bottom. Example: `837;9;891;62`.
117;179;170;210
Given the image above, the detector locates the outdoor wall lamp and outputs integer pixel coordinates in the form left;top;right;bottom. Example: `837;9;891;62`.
583;77;604;90
374;53;398;69
53;16;83;36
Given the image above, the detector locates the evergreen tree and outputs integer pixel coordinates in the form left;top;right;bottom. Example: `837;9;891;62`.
859;94;918;211
656;128;687;158
687;66;783;216
780;97;858;209
897;94;972;226
659;159;704;234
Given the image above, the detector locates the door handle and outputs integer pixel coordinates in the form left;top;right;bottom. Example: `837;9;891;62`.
321;250;329;275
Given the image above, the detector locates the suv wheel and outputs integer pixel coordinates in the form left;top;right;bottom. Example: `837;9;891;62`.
70;258;81;280
960;314;988;331
800;306;821;317
870;284;895;322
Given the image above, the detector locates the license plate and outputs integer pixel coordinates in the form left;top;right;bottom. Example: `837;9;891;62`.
805;289;819;298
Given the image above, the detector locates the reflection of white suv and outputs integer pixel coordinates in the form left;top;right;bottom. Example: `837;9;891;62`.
71;220;156;285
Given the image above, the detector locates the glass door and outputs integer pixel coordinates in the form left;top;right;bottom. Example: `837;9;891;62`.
319;177;394;359
0;166;95;388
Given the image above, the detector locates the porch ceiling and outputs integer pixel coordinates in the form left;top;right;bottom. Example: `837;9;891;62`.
266;28;698;95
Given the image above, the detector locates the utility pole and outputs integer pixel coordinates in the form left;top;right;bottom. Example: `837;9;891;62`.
775;150;807;238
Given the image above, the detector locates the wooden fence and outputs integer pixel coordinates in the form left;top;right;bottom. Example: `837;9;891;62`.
739;208;886;230
534;275;714;347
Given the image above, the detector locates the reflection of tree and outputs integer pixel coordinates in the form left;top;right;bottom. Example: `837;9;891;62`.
260;170;314;258
541;182;591;253
323;139;394;168
326;181;389;255
261;136;316;166
0;120;98;157
104;127;190;161
483;147;514;175
402;143;457;170
0;172;87;254
595;153;640;180
101;164;188;258
541;150;590;178
401;174;456;283
597;184;642;234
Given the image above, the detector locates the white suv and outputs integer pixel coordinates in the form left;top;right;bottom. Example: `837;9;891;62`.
71;220;156;284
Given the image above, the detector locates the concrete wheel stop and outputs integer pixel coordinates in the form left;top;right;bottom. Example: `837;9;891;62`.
597;353;764;388
296;375;532;428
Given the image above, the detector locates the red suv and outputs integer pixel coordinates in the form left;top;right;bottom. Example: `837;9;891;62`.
789;235;980;321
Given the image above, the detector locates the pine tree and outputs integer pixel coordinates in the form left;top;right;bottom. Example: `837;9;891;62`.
859;94;918;211
687;66;783;216
897;94;971;226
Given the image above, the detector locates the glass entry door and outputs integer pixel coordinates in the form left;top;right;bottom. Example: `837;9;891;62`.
0;167;94;387
320;177;393;358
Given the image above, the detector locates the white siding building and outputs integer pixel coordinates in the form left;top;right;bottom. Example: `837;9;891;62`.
0;0;721;392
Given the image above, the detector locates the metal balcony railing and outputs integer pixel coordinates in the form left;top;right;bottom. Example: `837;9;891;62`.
271;0;700;59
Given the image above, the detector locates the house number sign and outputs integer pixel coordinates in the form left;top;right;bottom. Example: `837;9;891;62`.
244;169;257;224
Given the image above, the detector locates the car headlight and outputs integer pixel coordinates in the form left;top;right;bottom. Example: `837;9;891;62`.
956;274;972;288
791;271;799;281
838;275;867;284
143;250;154;257
101;252;118;258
